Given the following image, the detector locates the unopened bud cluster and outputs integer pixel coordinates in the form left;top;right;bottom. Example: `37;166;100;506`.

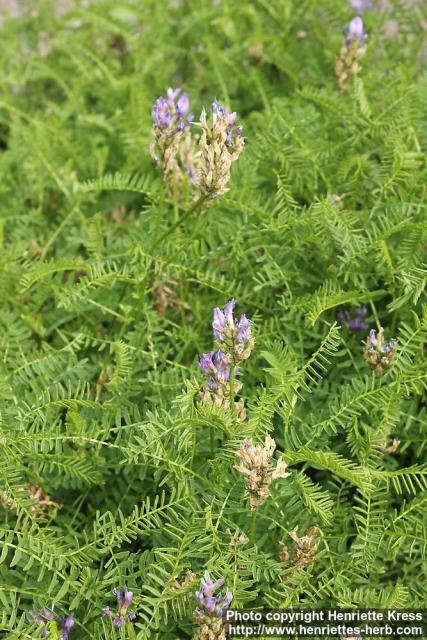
234;435;290;509
151;90;244;201
335;17;367;91
198;300;254;421
364;328;397;376
193;571;233;640
279;526;321;569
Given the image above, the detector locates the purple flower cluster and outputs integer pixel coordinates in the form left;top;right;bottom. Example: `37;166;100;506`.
29;609;74;639
343;16;368;47
338;306;368;331
102;586;136;629
198;300;254;421
199;350;232;391
350;0;372;11
210;98;243;148
151;87;193;132
212;299;252;354
367;329;397;354
364;327;397;376
194;571;233;622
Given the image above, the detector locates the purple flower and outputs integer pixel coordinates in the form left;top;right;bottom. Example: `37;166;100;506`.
194;572;233;623
228;111;237;127
209;100;243;147
238;315;252;342
364;327;398;376
152;97;171;128
213;306;226;341
39;609;55;621
199;351;215;374
201;571;225;597
29;608;55;638
350;0;373;11
123;586;133;608
212;300;253;347
104;586;136;628
176;92;190;116
61;613;75;640
368;328;377;347
350;16;365;39
152;88;192;132
338;306;368;332
217;588;233;616
343;16;368;47
223;299;235;325
214;351;230;382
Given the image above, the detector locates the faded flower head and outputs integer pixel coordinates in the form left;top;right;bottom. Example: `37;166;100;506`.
102;586;136;628
172;569;197;590
196;99;244;200
364;327;397;376
377;436;400;455
193;571;233;640
1;484;62;518
335;17;367;91
338;306;368;331
234;435;291;509
279;527;321;569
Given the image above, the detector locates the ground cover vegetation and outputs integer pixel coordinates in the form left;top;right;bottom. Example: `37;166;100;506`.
0;0;426;638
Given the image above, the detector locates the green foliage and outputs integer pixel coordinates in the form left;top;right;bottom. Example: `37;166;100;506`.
0;0;426;638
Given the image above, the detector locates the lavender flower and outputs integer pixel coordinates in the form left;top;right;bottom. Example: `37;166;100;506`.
335;17;368;91
193;572;233;639
29;609;54;638
150;88;197;190
61;613;75;640
212;299;254;363
338;306;368;331
151;87;192;131
343;17;368;47
29;608;75;639
103;586;136;628
350;0;373;11
198;301;254;421
196;99;244;200
364;327;397;376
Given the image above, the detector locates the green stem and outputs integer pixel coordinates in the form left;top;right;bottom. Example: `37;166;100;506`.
150;194;208;253
249;509;257;545
210;427;215;457
229;370;235;417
